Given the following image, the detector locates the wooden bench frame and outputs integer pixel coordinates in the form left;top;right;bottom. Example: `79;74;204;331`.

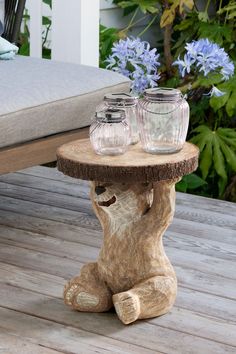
0;127;89;175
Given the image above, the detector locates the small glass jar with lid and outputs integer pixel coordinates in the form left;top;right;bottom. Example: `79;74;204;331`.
96;93;139;145
138;88;189;154
90;108;130;156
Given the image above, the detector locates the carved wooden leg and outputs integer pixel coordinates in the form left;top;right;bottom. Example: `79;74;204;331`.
64;262;113;312
113;275;177;325
63;179;179;324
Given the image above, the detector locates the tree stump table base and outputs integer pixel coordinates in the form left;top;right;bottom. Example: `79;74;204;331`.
57;140;199;325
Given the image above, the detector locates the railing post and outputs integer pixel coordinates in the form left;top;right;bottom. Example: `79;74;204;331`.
27;0;42;58
51;0;99;67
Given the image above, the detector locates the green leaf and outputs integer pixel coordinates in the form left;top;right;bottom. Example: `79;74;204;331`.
218;128;236;149
124;5;139;16
226;90;236;117
179;0;194;14
209;75;236;114
18;42;29;56
174;18;194;31
200;141;213;179
219;139;236;171
42;0;51;8
210;90;230;112
190;125;236;197
160;8;175;27
196;73;223;87
198;22;232;45
117;0;158;14
183;173;207;189
42;16;51;26
198;12;209;22
228;10;236;19
176;173;206;192
212;134;228;195
176;179;187;192
42;47;51;59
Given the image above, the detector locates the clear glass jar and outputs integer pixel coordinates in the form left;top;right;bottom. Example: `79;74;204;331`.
96;93;139;145
138;88;189;154
90;108;130;156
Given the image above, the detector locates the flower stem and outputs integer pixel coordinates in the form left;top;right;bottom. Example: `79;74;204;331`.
193;0;199;12
137;14;158;37
204;0;211;14
178;79;199;93
128;15;149;28
121;14;148;36
123;7;139;32
219;0;223;11
224;10;228;25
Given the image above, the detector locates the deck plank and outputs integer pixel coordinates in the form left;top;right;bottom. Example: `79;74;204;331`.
0;242;235;323
0;266;235;347
15;166;236;215
0;307;156;354
1;171;236;220
0;331;62;354
0;212;235;280
0;225;236;301
1;259;235;302
0;286;234;354
0;166;235;354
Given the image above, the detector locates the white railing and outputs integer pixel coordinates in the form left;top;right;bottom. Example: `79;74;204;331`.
27;0;99;67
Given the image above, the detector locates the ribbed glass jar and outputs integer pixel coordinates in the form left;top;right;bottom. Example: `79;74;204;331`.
96;93;139;145
138;88;189;154
90;108;130;156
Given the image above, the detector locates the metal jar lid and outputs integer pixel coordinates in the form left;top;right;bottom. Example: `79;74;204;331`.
96;108;126;123
104;93;137;106
144;87;182;101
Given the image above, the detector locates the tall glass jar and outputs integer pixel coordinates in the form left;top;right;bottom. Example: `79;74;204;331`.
90;108;130;156
97;93;139;145
138;88;189;154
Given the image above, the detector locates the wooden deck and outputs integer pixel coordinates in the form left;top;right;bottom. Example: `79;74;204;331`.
0;166;235;354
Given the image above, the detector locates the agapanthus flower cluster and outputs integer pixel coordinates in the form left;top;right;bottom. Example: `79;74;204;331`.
173;38;234;96
106;37;160;94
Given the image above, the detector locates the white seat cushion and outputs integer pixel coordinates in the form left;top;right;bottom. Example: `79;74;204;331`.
0;55;130;148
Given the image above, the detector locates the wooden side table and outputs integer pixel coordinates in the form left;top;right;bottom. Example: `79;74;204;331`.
57;139;199;325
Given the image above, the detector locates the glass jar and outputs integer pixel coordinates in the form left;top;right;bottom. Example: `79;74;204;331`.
138;88;189;154
96;93;139;145
90;108;130;156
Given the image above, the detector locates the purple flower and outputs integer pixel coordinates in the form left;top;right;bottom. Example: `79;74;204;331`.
173;38;234;80
174;53;194;77
209;86;225;97
106;37;160;94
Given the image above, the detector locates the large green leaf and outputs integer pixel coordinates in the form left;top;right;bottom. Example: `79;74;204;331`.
210;90;231;112
99;24;119;68
190;125;236;197
176;173;207;192
212;134;228;195
226;89;236;117
199;140;213;179
210;75;236;116
196;73;223;88
174;17;194;31
219;139;236;171
198;22;232;46
117;0;159;13
218;128;236;149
